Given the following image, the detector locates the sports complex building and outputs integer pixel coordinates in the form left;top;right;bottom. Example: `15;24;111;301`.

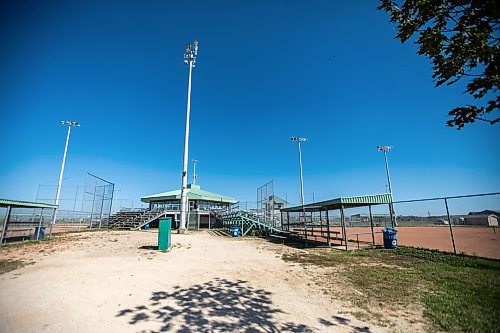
140;183;237;229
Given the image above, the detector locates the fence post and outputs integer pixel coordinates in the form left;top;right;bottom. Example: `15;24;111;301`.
444;198;457;254
341;204;348;251
89;178;97;229
36;208;44;240
369;205;375;246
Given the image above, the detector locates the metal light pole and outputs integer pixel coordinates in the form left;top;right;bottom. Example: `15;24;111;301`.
50;121;80;234
192;158;198;185
179;40;199;233
377;145;397;227
290;137;307;208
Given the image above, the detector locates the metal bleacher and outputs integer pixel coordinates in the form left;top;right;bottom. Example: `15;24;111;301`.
106;208;168;230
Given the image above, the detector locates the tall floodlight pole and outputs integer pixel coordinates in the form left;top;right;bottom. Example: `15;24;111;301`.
50;121;80;234
192;158;198;185
290;137;307;208
377;145;397;227
179;40;199;233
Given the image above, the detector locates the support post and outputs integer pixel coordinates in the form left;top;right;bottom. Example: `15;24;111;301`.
36;208;44;240
79;173;88;231
89;178;97;229
303;208;307;248
326;208;330;246
341;204;348;251
98;186;105;229
388;203;393;228
369;205;375;246
49;209;55;237
72;186;78;221
1;205;12;244
319;210;323;238
109;183;115;221
444;198;457;254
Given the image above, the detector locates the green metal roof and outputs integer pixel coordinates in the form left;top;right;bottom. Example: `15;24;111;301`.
141;184;238;204
281;193;393;212
272;195;288;204
0;199;58;209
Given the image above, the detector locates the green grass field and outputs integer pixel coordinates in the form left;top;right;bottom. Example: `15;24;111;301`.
283;247;500;332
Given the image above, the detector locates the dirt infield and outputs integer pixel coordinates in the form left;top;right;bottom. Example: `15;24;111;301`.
299;226;500;259
1;230;410;333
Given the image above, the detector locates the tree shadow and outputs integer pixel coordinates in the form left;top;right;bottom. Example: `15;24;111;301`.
139;245;158;250
317;315;373;333
116;278;315;332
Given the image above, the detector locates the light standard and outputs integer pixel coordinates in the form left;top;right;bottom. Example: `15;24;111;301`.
50;121;80;235
179;40;199;233
192;158;198;185
290;137;307;208
377;145;397;227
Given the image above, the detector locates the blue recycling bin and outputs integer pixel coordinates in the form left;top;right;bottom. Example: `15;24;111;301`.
382;227;398;249
232;225;239;237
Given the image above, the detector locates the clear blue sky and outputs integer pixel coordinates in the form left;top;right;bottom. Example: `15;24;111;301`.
1;0;499;209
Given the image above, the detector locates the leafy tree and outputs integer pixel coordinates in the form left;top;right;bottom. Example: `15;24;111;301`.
378;0;499;129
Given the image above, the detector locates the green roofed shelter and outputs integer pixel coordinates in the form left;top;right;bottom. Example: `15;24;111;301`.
281;193;392;212
0;199;58;244
0;199;58;209
141;184;237;229
142;184;237;205
280;193;394;250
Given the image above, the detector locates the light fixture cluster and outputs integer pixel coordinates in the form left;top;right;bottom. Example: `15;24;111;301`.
377;145;392;152
183;40;199;67
60;120;80;127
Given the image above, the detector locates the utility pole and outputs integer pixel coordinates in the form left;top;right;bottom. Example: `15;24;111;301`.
179;40;199;233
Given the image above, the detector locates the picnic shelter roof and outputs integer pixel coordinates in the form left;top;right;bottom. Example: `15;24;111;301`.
281;193;392;213
0;199;58;209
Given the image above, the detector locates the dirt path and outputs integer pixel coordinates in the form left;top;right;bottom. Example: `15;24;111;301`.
0;230;417;332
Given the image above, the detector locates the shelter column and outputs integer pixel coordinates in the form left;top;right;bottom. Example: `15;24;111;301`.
0;205;11;244
369;205;375;246
326;208;330;246
341;204;348;251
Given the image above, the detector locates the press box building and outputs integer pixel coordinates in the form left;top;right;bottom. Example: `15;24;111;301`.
141;183;237;229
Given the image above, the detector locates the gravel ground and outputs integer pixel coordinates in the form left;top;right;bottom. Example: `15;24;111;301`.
0;230;417;333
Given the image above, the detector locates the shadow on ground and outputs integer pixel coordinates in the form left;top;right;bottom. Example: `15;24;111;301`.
139;245;158;250
117;278;373;333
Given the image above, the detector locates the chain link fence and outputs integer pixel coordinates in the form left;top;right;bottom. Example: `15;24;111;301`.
33;172;114;232
391;193;500;258
282;192;499;259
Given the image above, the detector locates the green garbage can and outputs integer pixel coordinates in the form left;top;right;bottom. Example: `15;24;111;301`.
158;217;172;251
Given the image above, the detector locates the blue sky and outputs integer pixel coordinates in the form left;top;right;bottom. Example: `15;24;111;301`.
1;0;499;210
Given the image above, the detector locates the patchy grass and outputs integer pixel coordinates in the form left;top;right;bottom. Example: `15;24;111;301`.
0;259;28;274
0;236;64;251
283;247;500;332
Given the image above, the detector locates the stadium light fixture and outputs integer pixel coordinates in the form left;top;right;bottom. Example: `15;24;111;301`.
290;137;308;208
192;158;198;185
179;40;199;233
377;145;397;227
51;120;80;231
